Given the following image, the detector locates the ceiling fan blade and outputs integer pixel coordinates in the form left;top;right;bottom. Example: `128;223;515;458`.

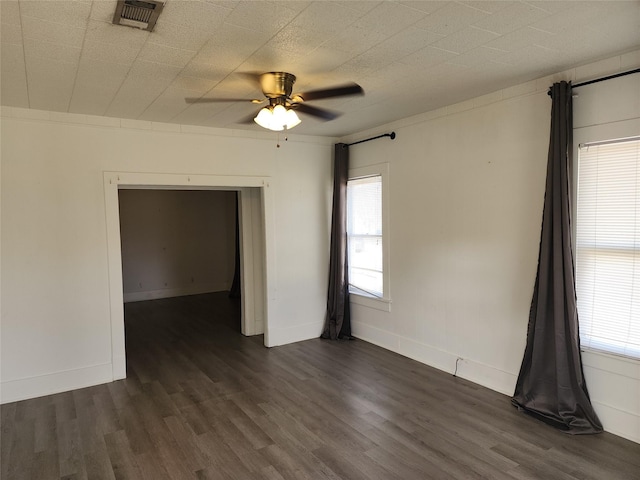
185;97;264;104
237;71;263;86
294;83;363;102
238;109;262;125
292;103;340;121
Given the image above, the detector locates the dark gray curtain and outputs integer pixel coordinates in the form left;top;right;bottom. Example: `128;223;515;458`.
321;143;352;340
512;81;602;434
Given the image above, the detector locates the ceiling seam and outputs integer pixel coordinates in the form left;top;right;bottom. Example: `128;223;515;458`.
17;0;30;108
324;3;452;86
101;1;157;118
65;2;93;113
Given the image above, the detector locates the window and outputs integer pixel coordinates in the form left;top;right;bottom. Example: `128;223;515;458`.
575;137;640;359
346;163;390;309
348;175;382;297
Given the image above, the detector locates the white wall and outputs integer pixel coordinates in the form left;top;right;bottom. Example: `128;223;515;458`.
342;50;640;443
119;189;236;302
0;113;333;403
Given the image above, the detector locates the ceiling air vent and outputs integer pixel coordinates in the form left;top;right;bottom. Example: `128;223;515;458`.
113;0;164;32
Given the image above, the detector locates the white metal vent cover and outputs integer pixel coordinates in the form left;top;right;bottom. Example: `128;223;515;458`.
113;0;164;32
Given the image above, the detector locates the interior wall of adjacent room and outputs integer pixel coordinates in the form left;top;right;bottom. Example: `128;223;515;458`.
119;189;236;303
341;51;640;443
0;116;333;403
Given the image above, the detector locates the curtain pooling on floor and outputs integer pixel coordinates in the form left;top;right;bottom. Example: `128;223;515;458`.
512;81;602;434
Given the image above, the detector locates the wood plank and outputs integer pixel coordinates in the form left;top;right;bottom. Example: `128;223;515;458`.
83;442;116;480
135;450;173;480
56;418;86;479
103;430;143;479
0;404;15;479
32;448;60;479
4;418;35;480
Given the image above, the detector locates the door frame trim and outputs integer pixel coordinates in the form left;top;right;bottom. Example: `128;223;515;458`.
103;171;274;380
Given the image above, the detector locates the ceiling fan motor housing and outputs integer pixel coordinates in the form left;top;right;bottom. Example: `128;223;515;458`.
260;72;296;99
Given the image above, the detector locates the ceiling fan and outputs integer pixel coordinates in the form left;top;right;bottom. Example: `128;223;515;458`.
185;72;364;131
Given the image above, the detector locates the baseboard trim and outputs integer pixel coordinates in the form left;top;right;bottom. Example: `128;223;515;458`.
123;283;229;303
1;363;113;404
352;321;517;395
267;321;323;347
591;400;640;444
453;356;517;396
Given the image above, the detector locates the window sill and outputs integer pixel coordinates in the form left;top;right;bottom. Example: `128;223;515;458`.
581;348;640;381
349;293;391;312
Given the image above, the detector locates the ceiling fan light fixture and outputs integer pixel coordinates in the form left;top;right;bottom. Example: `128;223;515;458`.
254;107;276;130
254;105;301;131
285;108;302;129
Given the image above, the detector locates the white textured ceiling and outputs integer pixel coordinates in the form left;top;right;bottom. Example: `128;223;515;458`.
1;0;639;136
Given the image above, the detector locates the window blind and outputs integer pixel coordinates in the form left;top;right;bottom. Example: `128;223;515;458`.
575;137;640;359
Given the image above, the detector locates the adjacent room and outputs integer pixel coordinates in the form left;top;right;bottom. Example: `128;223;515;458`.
118;189;237;304
1;1;639;478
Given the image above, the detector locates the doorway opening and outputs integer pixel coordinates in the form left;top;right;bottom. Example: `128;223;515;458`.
104;172;274;381
118;189;242;333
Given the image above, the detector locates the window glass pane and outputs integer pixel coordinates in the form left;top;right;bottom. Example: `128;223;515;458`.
576;138;640;359
348;176;382;236
347;175;383;297
348;235;382;272
350;268;383;298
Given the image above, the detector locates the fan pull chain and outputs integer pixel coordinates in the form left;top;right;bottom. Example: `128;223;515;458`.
276;131;289;148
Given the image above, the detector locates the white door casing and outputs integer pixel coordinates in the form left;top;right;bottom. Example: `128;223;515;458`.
103;172;273;381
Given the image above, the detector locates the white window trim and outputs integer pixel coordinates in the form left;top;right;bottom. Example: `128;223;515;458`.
348;162;391;312
573;117;640;360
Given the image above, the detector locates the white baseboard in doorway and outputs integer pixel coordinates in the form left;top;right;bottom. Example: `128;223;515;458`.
1;363;113;404
123;282;229;303
267;321;324;347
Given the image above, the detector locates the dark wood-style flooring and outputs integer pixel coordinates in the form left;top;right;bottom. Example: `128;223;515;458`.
2;292;639;479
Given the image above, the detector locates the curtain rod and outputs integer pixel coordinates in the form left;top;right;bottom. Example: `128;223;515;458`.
547;68;640;96
345;132;396;147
